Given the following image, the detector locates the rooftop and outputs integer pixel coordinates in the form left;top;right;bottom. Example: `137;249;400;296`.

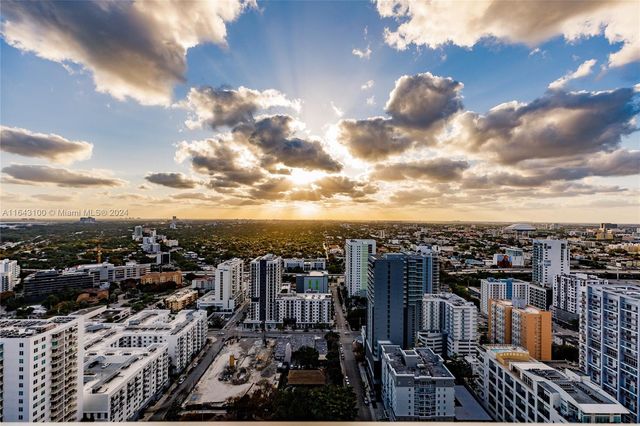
382;345;453;379
0;316;77;338
287;369;326;386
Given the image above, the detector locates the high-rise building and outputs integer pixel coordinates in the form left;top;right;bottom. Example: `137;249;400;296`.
0;258;20;292
532;239;570;286
365;251;438;383
217;258;244;308
0;316;84;422
132;225;143;240
479;345;628;423
345;239;376;297
381;345;455;421
528;282;553;311
22;270;94;301
553;273;606;323
487;299;552;361
276;293;333;327
579;283;640;423
420;293;478;357
479;277;529;315
247;254;282;328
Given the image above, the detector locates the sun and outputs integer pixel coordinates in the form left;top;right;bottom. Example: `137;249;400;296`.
296;202;320;217
289;169;326;186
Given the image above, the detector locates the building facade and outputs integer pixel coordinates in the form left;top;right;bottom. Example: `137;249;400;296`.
345;239;376;297
579;283;640;422
381;345;455;421
553;273;606;323
295;271;329;293
528;282;553;311
480;277;529;315
139;271;183;286
479;345;627;423
532;239;570;286
23;270;94;301
276;293;332;327
66;262;151;285
164;289;198;312
216;258;244;309
421;293;478;357
0;317;84;422
0;258;20;292
247;254;282;328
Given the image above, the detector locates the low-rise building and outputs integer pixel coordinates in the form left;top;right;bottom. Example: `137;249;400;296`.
381;345;455;421
140;271;183;286
164;289;198;312
295;271;329;293
479;345;628;423
191;274;215;291
65;262;151;285
276;293;332;327
22;270;94;301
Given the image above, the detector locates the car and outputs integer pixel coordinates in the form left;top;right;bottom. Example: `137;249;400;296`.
178;377;186;384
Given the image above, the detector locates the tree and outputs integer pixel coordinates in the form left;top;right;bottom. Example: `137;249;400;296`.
292;346;319;369
446;357;473;385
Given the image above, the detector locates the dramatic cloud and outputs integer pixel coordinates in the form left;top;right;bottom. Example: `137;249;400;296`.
2;164;126;187
372;158;469;181
289;176;377;201
352;45;371;59
338;117;412;161
452;87;639;165
145;172;201;189
548;59;597;90
385;72;463;129
0;126;92;164
0;0;254;105
182;86;300;129
377;0;640;67
238;115;342;172
339;72;463;160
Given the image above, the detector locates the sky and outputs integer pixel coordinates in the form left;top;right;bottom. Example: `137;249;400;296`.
0;0;639;223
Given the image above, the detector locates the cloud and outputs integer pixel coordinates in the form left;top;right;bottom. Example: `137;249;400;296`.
352;45;371;59
372;158;470;181
452;87;639;165
0;125;92;164
361;80;375;90
548;59;597;90
237;115;343;172
145;172;201;189
330;101;344;117
366;96;376;106
181;86;300;129
0;0;254;105
385;72;463;129
338;117;412;161
31;193;74;202
2;164;126;187
376;0;640;67
289;176;377;201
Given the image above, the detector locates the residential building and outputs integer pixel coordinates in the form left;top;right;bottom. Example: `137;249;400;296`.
0;317;84;422
276;293;333;327
488;300;552;361
528;282;553;311
0;258;20;292
381;345;455;421
345;239;376;297
479;277;529;315
420;293;478;357
84;309;207;373
283;258;326;272
579;283;640;422
217;258;244;309
191;274;215;291
295;270;329;293
164;289;198;312
139;271;183;286
82;344;169;421
247;254;282;329
66;262;151;285
132;225;143;241
365;251;438;383
22;270;94;301
553;273;606;323
479;345;627;423
532;239;570;286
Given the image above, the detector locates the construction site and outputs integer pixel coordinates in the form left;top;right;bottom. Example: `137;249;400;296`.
183;337;279;411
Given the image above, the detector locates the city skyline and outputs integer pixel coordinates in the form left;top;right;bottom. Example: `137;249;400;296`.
1;0;639;222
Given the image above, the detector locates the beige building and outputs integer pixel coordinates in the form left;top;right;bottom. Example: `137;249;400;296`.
488;299;552;361
140;271;183;286
164;289;198;312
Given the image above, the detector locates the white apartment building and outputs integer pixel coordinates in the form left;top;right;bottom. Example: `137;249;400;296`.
479;345;628;423
276;293;333;327
381;345;455;421
480;278;529;315
579;283;640;423
421;293;477;357
84;310;207;373
66;262;151;285
0;258;20;292
345;239;376;297
532;239;570;286
283;258;326;271
82;344;169;421
0;317;84;422
247;254;282;328
191;274;216;291
553;273;606;321
217;258;244;308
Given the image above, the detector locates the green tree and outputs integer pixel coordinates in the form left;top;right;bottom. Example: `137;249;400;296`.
292;346;320;369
